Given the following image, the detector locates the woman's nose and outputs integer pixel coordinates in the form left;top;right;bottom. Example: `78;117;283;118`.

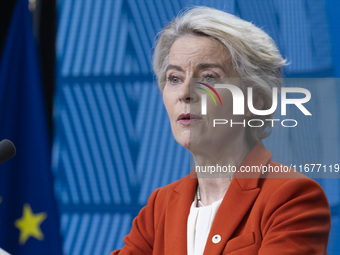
178;79;199;103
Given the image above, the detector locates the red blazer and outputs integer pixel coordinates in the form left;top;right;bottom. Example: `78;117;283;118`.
112;143;331;254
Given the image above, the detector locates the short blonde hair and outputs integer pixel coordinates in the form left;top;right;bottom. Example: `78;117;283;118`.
153;6;287;145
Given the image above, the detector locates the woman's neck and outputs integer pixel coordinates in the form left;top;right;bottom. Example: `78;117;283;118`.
193;137;251;206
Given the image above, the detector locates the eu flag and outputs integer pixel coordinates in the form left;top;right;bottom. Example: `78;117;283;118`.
0;0;62;254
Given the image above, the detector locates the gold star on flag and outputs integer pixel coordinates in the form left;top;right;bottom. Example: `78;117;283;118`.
14;204;47;245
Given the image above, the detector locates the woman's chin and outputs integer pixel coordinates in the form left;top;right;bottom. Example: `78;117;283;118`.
176;138;208;154
174;129;212;152
176;138;191;151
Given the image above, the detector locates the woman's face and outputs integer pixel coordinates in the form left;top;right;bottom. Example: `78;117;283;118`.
163;35;246;154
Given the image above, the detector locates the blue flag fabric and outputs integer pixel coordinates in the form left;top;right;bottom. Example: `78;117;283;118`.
0;0;62;254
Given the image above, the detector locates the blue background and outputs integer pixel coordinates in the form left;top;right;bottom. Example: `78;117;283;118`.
53;0;340;254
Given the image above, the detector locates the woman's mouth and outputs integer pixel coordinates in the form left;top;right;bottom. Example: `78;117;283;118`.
177;113;202;125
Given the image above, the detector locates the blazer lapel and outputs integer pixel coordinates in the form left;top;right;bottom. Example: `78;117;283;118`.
203;179;260;254
203;143;272;255
164;175;197;254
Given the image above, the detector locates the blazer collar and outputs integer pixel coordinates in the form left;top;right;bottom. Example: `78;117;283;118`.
234;142;272;190
164;143;272;254
164;174;197;254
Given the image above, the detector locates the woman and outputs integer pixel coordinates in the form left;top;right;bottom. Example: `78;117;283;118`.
112;7;330;255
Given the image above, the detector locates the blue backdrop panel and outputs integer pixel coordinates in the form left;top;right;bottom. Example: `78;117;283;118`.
54;0;339;254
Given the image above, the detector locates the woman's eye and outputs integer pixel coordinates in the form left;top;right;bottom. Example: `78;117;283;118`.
172;77;179;83
204;76;215;83
167;75;180;84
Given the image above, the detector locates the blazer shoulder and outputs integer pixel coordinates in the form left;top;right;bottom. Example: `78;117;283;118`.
257;161;331;254
258;160;330;214
156;174;193;198
259;160;330;217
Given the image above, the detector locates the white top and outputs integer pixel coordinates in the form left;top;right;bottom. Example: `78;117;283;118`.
187;196;223;255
